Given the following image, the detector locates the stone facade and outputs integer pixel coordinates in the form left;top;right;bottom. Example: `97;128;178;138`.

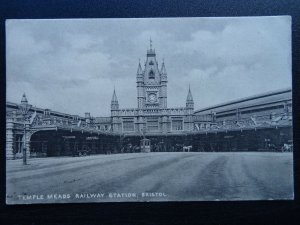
193;88;292;132
110;43;194;135
5;99;113;159
5;43;293;158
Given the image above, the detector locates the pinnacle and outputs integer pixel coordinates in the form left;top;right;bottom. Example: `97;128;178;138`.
161;61;167;75
21;93;28;104
111;88;118;102
186;85;194;102
137;60;143;75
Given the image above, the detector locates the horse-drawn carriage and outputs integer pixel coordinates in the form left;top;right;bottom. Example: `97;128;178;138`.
281;143;293;152
140;138;151;153
73;145;91;156
183;145;192;152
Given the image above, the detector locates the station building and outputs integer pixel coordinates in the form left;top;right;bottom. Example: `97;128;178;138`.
108;43;194;135
5;44;293;158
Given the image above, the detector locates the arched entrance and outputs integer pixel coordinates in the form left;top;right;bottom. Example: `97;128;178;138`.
29;129;118;157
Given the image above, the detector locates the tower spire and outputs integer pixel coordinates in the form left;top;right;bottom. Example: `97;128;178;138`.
137;59;143;75
186;84;193;100
21;93;28;104
147;38;155;56
111;87;119;110
186;85;194;110
111;87;118;102
160;59;167;75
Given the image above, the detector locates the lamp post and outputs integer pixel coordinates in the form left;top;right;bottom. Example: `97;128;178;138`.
141;127;146;139
18;93;32;165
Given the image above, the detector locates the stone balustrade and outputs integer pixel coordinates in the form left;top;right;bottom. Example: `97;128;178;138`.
194;112;292;132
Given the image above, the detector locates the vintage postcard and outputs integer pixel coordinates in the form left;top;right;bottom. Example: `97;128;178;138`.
5;17;293;204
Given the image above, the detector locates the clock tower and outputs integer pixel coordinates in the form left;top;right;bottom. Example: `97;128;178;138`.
111;39;194;134
136;39;168;109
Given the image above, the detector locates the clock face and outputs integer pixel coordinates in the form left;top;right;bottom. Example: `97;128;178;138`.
148;93;157;103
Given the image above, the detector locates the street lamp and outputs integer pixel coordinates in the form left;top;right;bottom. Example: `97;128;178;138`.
18;93;32;165
141;127;146;139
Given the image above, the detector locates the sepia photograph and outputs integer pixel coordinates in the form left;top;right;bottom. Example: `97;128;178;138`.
5;16;293;204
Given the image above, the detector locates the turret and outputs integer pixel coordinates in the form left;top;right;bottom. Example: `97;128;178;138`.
136;59;145;108
21;93;28;104
111;88;120;132
160;59;168;108
186;85;194;110
160;59;167;81
111;88;119;111
137;60;143;76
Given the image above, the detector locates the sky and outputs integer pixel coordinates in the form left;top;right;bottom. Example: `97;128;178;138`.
6;17;292;117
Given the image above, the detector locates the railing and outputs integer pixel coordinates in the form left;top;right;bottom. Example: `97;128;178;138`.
7;111;112;133
7;110;292;134
194;112;292;132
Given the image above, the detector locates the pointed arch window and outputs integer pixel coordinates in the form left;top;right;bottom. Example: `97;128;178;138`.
149;70;155;79
149;60;154;65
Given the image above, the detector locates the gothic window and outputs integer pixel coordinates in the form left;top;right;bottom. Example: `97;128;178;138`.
149;70;155;79
123;118;134;132
172;119;183;131
149;60;154;65
147;117;159;131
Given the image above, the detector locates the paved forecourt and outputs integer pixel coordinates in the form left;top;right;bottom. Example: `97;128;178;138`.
6;152;294;204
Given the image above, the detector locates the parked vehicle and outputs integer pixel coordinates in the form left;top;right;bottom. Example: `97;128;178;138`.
140;138;151;153
73;145;91;156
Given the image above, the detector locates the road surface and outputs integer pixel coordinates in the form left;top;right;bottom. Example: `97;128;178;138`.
6;152;294;204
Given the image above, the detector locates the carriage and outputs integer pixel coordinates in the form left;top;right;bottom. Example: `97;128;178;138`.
183;145;192;152
140;138;151;153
